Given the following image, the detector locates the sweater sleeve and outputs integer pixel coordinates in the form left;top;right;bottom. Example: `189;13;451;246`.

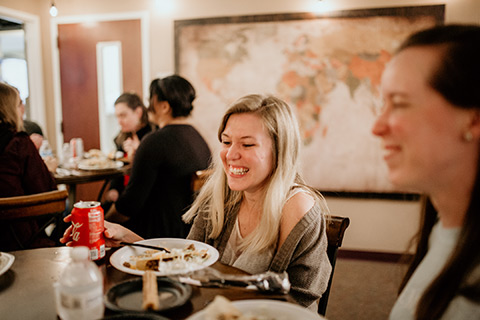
270;204;332;309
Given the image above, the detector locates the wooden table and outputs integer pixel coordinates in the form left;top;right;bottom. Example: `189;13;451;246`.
54;164;130;211
0;247;290;319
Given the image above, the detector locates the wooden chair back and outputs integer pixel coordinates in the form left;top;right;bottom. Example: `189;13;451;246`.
318;215;350;316
0;189;68;249
191;169;213;193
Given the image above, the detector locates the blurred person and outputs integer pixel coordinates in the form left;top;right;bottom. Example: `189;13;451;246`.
63;94;331;309
23;119;44;150
113;92;157;162
372;25;480;319
0;81;58;251
104;75;211;239
13;85;44;150
14;86;57;173
103;92;157;207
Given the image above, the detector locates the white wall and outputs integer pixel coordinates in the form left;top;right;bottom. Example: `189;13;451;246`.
325;197;422;253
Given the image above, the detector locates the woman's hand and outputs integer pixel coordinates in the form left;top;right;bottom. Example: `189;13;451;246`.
60;215;143;248
105;189;120;202
43;156;58;173
123;135;140;161
103;220;143;246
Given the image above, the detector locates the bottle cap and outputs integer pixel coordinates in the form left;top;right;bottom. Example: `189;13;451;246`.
71;246;89;261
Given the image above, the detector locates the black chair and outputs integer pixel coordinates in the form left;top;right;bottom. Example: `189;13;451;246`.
318;215;350;316
0;189;68;249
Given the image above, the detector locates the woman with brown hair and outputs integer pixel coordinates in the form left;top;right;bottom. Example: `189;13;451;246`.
104;92;157;206
0;82;57;250
104;75;211;239
372;25;480;319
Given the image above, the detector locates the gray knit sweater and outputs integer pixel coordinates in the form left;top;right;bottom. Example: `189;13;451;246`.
187;201;332;309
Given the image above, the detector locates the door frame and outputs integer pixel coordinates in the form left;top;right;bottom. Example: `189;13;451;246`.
0;6;46;131
50;11;150;151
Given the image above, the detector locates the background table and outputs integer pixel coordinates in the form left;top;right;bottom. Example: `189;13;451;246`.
0;247;290;319
54;164;130;211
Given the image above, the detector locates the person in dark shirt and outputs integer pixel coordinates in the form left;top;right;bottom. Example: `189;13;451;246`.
0;82;57;251
103;92;157;210
104;75;211;239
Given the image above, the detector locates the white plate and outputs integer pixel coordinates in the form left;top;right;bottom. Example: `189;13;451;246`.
78;160;123;171
0;252;15;276
186;299;325;320
110;238;219;276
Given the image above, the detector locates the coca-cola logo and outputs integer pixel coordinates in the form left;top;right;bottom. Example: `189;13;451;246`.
71;221;83;241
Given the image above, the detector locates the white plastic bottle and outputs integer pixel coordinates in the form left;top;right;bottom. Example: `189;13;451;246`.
55;246;105;320
39;139;53;158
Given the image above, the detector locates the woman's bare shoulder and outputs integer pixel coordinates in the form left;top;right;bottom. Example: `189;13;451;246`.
278;191;315;247
284;190;315;220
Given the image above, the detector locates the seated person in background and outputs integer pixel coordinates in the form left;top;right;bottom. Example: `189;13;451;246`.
23;119;44;150
63;94;332;309
13;85;44;150
372;25;480;319
0;82;58;251
113;92;157;161
103;92;157;208
104;75;211;239
14;87;57;173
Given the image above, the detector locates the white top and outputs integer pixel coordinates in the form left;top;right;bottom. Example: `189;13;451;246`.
221;218;275;274
390;222;480;320
221;187;306;274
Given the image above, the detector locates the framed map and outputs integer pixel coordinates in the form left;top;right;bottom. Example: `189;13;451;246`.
175;5;444;195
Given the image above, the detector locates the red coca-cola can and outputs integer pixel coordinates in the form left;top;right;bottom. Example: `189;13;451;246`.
71;201;105;261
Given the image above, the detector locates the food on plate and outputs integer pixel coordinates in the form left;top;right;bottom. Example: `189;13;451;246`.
205;296;242;320
84;148;104;158
142;270;160;311
122;243;210;273
205;296;280;320
108;150;125;160
78;157;120;169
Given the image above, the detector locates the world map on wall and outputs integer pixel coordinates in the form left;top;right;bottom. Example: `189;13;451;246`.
176;10;440;192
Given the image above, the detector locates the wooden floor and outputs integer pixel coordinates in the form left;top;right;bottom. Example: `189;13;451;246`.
325;257;409;320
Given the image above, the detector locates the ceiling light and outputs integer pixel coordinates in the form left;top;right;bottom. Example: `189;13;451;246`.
50;2;58;17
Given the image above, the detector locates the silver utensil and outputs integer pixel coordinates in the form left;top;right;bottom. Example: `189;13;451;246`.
120;241;170;253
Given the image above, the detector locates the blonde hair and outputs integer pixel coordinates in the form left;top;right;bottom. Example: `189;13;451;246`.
0;82;22;131
184;94;328;252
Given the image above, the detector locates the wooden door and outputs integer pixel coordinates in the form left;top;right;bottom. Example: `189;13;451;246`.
57;19;143;202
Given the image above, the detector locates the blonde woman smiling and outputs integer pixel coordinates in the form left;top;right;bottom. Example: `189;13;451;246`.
62;94;332;309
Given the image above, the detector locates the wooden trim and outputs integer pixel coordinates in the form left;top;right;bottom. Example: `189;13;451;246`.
338;249;413;264
321;190;420;201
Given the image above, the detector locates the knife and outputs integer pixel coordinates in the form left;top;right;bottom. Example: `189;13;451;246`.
120;241;170;253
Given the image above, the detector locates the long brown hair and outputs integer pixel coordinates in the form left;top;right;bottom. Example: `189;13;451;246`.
0;82;22;131
397;25;480;319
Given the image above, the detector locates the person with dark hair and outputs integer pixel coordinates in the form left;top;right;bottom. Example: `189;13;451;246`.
23;119;44;148
15;94;57;172
372;24;480;319
0;82;58;251
104;75;211;239
103;92;157;208
112;92;157;161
